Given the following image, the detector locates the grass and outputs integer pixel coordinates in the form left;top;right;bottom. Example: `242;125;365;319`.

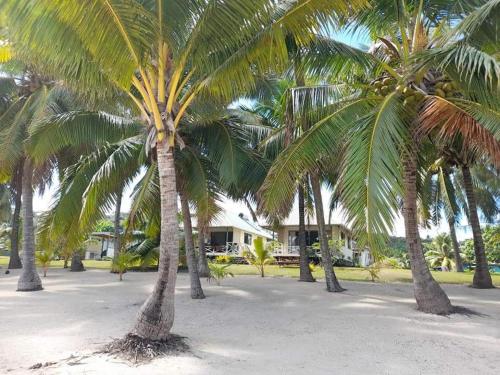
1;256;499;286
224;264;500;286
0;256;112;270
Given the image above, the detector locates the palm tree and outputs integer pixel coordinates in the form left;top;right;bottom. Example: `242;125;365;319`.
35;249;54;277
422;153;499;276
7;164;23;269
421;164;465;272
0;78;23;270
0;72;66;291
260;1;499;313
112;186;123;262
34;100;269;303
2;0;367;340
244;81;316;282
0;185;11;223
424;233;457;271
243;237;274;277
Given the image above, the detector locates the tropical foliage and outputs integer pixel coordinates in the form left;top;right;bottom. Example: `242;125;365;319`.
462;225;500;264
243;237;275;278
112;251;139;281
207;262;234;286
0;0;497;348
35;249;54;277
424;234;458;271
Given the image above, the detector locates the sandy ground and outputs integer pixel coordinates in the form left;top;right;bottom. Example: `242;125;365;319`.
0;269;499;375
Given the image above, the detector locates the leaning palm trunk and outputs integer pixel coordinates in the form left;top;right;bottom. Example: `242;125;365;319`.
113;186;123;261
403;152;452;314
298;184;315;282
461;166;493;288
179;191;205;299
17;159;42;291
133;140;180;340
8;163;23;269
197;227;210;278
310;172;344;292
448;218;464;272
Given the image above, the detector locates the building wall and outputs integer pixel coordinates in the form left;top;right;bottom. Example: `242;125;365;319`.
205;227;269;254
85;236;115;259
275;224;358;261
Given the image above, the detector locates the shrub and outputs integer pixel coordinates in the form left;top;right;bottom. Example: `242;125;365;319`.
243;237;274;277
112;252;139;281
215;255;232;264
364;262;381;282
207;262;234;286
35;250;54;277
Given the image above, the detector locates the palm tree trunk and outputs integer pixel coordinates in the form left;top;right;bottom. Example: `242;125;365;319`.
298;183;315;282
402;153;452;314
461;166;493;288
17;159;42;291
447;218;464;272
244;196;258;222
197;226;210;278
8;163;23;269
133;140;180;340
113;186;123;260
70;252;85;271
179;191;205;299
310;172;344;292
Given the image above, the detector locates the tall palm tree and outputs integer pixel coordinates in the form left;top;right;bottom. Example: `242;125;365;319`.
2;0;367;340
36;100;267;303
422;153;499;276
0;73;65;291
244;81;316;282
421;163;465;272
6;163;23;269
0;78;23;269
260;1;499;313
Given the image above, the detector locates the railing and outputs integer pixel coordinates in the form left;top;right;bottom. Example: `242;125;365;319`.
271;245;350;257
204;242;247;256
271;245;319;256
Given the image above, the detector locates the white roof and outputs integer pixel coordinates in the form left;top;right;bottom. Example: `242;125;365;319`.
257;201;351;231
198;211;274;239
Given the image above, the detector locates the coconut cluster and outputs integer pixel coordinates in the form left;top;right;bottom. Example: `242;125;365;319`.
369;74;459;107
433;80;459;98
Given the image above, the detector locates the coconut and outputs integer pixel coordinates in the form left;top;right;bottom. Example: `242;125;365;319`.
435;88;446;98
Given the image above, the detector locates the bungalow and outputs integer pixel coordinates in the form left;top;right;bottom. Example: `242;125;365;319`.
196;210;372;267
195;211;274;257
84;232;117;259
268;220;372;267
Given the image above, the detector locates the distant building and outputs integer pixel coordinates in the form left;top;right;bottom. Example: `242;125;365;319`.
193;212;273;256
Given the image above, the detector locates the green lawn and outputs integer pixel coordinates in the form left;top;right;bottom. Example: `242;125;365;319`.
1;256;499;286
0;256;112;270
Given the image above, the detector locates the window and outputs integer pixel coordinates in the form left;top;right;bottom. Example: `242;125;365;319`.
244;233;252;245
210;231;233;246
288;230;319;246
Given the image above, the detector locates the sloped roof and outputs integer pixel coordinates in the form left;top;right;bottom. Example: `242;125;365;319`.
195;211;274;239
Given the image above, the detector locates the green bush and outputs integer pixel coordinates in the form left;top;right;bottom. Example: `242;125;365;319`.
112;252;139;281
215;255;232;264
207;263;234;285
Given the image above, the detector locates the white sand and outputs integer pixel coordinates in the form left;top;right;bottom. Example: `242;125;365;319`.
0;268;499;374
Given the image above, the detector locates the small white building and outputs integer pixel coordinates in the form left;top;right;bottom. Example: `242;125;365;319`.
85;232;117;260
196;212;274;256
267;220;372;266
